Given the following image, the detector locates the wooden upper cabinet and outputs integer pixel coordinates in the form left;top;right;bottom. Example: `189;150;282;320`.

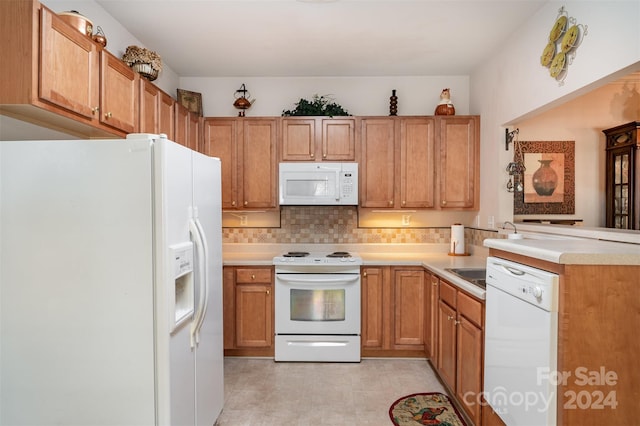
158;91;175;138
400;117;436;208
139;79;159;134
173;103;201;151
437;116;479;209
281;118;316;160
360;118;396;208
139;79;175;139
322;118;356;160
202;119;239;209
0;2;139;137
187;112;201;152
202;118;278;210
174;102;189;147
241;118;278;209
99;51;138;133
281;117;355;161
39;6;99;120
360;117;436;209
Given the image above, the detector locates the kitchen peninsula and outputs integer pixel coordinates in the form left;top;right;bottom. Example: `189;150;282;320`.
484;237;640;426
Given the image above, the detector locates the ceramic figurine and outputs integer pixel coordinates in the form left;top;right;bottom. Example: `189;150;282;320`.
434;88;455;115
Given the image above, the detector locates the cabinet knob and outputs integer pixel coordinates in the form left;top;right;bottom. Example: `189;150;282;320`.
454;320;461;325
231;201;236;207
104;112;112;119
447;315;454;321
432;281;438;286
442;200;447;205
310;153;315;159
91;107;99;115
243;201;248;206
388;200;394;206
266;289;270;295
322;153;327;159
401;200;406;206
363;271;367;277
251;274;256;280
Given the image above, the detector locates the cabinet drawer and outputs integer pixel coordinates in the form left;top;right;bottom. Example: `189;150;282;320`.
236;268;272;284
439;281;457;308
457;291;483;328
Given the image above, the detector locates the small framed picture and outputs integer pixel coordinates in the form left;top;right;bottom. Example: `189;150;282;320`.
177;89;203;116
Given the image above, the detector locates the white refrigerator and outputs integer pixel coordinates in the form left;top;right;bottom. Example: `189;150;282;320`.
0;134;224;426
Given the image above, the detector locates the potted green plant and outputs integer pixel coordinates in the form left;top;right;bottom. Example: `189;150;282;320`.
282;94;350;117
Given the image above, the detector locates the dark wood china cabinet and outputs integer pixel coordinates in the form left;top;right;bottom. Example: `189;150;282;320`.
603;122;640;230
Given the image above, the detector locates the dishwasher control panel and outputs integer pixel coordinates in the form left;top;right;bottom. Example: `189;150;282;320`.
486;256;559;311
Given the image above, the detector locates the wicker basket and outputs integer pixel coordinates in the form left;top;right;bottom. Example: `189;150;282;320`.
131;63;159;81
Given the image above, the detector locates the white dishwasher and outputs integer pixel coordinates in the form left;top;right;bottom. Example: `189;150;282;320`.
484;256;559;426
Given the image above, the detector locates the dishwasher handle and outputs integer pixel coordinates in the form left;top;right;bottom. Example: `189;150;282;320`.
486;256;559;312
504;266;526;276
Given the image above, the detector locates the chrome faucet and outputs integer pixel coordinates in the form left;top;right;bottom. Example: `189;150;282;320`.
503;221;518;233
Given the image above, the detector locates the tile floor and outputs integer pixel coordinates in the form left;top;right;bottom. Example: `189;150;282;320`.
216;357;447;425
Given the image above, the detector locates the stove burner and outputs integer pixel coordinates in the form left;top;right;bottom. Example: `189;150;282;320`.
283;251;310;258
326;251;351;258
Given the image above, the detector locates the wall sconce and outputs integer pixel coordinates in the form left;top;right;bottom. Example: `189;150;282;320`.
505;128;525;192
505;128;519;150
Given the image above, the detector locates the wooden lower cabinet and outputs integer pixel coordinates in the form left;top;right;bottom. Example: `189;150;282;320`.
361;266;389;349
222;266;274;356
361;266;426;357
489;248;640;425
424;272;439;362
394;268;425;348
436;280;484;426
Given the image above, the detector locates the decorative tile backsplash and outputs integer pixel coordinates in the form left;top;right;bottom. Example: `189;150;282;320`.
223;206;500;245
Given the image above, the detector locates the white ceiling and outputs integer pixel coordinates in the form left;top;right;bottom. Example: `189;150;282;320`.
94;0;548;77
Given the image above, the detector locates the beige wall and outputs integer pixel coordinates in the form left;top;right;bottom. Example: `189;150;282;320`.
471;1;640;230
513;76;640;226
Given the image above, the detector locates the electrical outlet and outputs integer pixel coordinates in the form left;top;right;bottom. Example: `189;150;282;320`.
240;215;248;226
475;215;480;227
488;215;495;228
402;215;411;226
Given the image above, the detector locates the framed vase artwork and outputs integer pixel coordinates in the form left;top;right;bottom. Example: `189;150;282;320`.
514;141;575;215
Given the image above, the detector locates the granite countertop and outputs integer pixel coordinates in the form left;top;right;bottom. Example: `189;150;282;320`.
222;244;489;299
483;238;640;265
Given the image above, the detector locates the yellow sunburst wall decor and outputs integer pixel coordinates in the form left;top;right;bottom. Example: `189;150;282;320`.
540;6;588;85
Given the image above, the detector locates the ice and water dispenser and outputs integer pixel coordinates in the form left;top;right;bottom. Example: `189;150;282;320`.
169;242;194;333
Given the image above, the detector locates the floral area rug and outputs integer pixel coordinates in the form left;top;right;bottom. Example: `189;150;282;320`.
389;392;467;426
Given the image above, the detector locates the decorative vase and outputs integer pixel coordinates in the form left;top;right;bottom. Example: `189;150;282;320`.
389;89;398;116
532;159;558;196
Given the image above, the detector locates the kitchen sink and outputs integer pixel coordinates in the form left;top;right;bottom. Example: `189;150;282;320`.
444;268;487;289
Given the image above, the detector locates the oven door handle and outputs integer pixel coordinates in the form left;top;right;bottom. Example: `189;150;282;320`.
276;275;360;284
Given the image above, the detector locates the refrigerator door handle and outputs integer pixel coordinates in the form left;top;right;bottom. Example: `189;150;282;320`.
189;216;210;348
193;217;210;344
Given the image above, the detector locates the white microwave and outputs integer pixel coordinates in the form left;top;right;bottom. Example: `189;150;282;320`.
279;162;358;205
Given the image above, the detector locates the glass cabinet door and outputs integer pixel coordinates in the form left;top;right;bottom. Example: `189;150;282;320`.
604;122;638;230
612;153;629;228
